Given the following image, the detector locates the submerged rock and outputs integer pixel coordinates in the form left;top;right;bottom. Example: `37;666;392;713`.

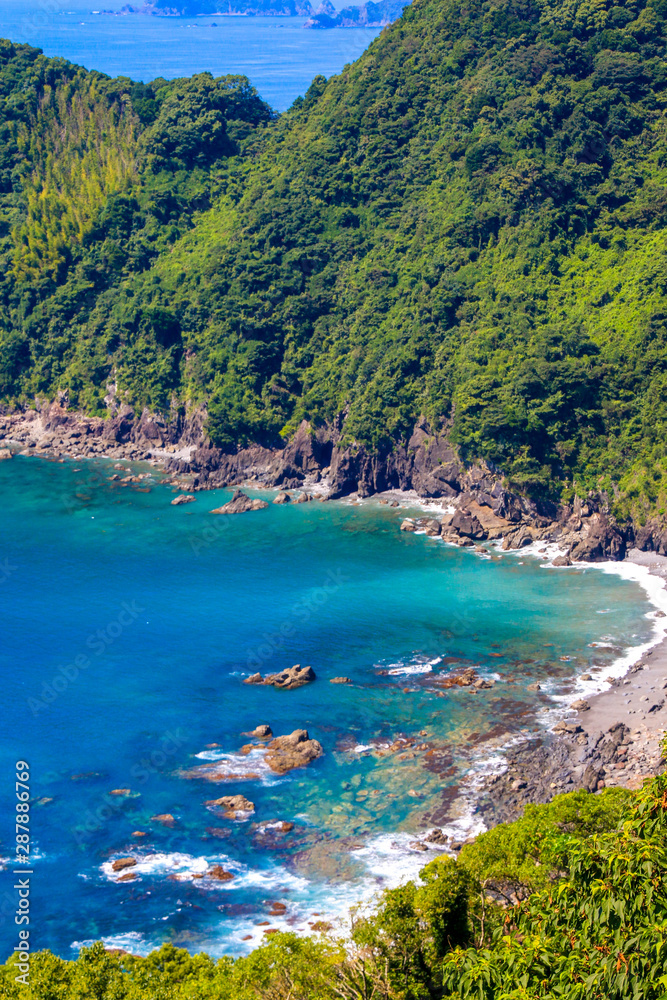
151;813;176;827
210;490;269;514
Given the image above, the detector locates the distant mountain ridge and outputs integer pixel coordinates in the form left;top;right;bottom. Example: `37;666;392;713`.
118;0;408;22
120;0;314;16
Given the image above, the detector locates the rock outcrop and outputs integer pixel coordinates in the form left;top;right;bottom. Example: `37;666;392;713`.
0;405;652;565
111;857;137;872
243;664;316;689
210;490;269;514
204;794;255;817
265;729;323;773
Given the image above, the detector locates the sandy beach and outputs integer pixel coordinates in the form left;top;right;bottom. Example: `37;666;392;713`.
568;549;667;785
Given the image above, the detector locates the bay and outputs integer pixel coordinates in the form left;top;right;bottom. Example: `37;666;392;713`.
0;455;659;957
0;0;382;110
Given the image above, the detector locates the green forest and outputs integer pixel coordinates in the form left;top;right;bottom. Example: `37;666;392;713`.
2;762;666;998
3;0;667;518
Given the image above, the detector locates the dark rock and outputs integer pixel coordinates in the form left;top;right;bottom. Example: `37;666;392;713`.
210;490;269;514
451;510;486;539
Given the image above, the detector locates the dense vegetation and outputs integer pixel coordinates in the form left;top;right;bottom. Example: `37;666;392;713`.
2;769;666;998
3;0;667;517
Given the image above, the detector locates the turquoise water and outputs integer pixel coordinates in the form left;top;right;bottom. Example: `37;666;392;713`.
0;0;382;110
0;456;657;957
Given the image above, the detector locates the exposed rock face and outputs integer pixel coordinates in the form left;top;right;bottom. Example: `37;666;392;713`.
111;857;137;872
273;492;291;504
244;665;316;689
0;448;12;460
330;676;351;684
0;405;646;564
635;520;667;555
304;0;407;27
251;724;273;737
210;489;269;514
171;494;195;505
265;729;323;773
476;722;632;826
265;664;316;689
204;794;255;817
207;865;235;881
450;509;485;539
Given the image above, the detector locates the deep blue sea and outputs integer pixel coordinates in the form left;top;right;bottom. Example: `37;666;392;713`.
0;455;662;958
0;0;382;110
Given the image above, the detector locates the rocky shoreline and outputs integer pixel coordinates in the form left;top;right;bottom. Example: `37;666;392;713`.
2;402;667;561
2;401;666;844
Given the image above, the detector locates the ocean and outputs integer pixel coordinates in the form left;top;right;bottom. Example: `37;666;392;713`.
0;0;383;110
0;454;664;958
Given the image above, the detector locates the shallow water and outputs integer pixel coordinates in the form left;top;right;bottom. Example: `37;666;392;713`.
0;0;382;110
0;456;659;957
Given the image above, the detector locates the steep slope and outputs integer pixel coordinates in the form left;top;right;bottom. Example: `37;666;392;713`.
2;0;667;522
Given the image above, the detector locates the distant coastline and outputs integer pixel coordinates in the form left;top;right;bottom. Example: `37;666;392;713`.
104;0;410;28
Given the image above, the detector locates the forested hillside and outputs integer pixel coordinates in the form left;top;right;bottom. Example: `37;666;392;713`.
2;0;667;518
2;768;667;998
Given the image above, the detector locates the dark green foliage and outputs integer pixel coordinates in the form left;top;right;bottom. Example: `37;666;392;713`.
3;0;667;517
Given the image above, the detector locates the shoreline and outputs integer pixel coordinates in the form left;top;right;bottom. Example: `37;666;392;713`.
3;443;667;884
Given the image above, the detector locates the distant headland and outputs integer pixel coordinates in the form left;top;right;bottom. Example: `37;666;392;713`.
111;0;409;27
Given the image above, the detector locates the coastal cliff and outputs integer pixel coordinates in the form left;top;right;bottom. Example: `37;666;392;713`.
3;402;667;561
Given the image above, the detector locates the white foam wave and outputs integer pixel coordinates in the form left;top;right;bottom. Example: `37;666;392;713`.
71;931;147;955
190;748;284;786
387;656;442;676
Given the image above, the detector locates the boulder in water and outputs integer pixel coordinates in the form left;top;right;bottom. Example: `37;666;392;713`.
265;729;323;773
264;664;316;689
210;490;269;514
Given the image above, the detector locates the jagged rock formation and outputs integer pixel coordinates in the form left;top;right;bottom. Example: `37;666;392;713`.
303;0;408;28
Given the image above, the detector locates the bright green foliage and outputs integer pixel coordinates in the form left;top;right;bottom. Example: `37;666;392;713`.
442;772;667;999
3;0;667;515
458;786;632;901
2;772;666;1000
